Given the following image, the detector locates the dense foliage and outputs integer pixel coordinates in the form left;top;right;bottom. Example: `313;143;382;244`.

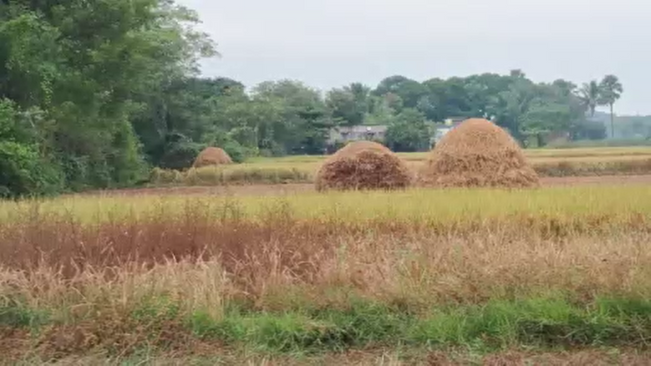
0;1;630;197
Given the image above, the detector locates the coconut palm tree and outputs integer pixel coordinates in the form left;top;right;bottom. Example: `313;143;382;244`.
599;75;623;138
579;80;601;118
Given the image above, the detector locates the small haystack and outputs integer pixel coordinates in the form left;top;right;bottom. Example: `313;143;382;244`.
193;147;233;168
420;118;540;188
315;141;412;191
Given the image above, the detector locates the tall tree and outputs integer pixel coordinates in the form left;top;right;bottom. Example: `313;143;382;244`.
0;0;216;193
384;108;430;152
373;76;427;110
326;83;370;126
252;80;331;155
599;75;623;138
579;81;601;117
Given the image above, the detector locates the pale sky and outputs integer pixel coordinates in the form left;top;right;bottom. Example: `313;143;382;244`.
179;0;650;115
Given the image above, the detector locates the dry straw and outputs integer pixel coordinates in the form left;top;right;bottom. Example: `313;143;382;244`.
420;118;540;188
315;141;412;191
193;147;233;168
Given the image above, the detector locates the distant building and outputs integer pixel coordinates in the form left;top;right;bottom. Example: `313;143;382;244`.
432;117;466;145
328;117;474;151
328;125;388;145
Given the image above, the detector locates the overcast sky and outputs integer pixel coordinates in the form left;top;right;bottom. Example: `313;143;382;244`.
179;0;649;115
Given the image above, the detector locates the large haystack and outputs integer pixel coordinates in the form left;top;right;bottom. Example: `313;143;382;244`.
315;141;412;191
193;147;233;168
421;118;540;188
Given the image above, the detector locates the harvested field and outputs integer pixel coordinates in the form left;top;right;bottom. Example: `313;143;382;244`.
148;147;651;187
86;174;651;197
4;147;651;362
3;185;651;361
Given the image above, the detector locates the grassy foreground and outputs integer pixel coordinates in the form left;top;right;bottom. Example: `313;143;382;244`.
2;186;651;362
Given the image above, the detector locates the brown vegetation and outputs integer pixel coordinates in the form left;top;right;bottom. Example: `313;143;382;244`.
421;118;540;188
1;204;650;303
315;141;412;191
2;199;651;360
192;147;232;168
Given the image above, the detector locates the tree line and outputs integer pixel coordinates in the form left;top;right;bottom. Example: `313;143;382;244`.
0;0;624;197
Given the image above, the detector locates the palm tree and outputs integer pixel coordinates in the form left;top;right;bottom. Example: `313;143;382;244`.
579;81;601;118
599;75;623;138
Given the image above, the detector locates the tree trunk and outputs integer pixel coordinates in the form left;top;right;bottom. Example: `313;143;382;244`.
610;103;615;139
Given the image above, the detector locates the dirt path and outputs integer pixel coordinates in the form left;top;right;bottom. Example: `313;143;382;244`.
80;174;651;197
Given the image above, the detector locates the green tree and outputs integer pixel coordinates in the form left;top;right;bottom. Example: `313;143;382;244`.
374;76;427;110
252;80;332;155
579;81;602;117
1;0;216;191
520;99;573;147
326;83;370;126
385;109;430;152
0;99;63;197
599;75;623;138
490;78;539;143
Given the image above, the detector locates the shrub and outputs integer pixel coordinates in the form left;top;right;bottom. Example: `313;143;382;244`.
222;140;247;163
0;141;64;198
159;140;205;170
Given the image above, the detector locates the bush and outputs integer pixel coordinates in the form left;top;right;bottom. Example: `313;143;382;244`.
0;142;64;198
149;167;184;185
222;140;247;163
108;119;148;187
385;109;430;152
159;140;204;170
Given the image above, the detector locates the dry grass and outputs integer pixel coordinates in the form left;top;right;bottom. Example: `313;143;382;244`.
2;211;651;359
2;217;650;307
2;189;651;305
3;184;651;359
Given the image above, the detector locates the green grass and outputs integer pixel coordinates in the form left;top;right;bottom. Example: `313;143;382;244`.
4;296;651;356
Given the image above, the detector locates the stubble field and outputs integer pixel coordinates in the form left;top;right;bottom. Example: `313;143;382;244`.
3;148;651;365
147;147;651;188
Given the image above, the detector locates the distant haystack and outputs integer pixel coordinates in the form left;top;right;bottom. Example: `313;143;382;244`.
315;141;412;191
420;118;540;188
193;147;233;168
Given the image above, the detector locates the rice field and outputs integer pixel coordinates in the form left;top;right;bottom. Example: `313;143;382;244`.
147;148;651;188
3;147;651;364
